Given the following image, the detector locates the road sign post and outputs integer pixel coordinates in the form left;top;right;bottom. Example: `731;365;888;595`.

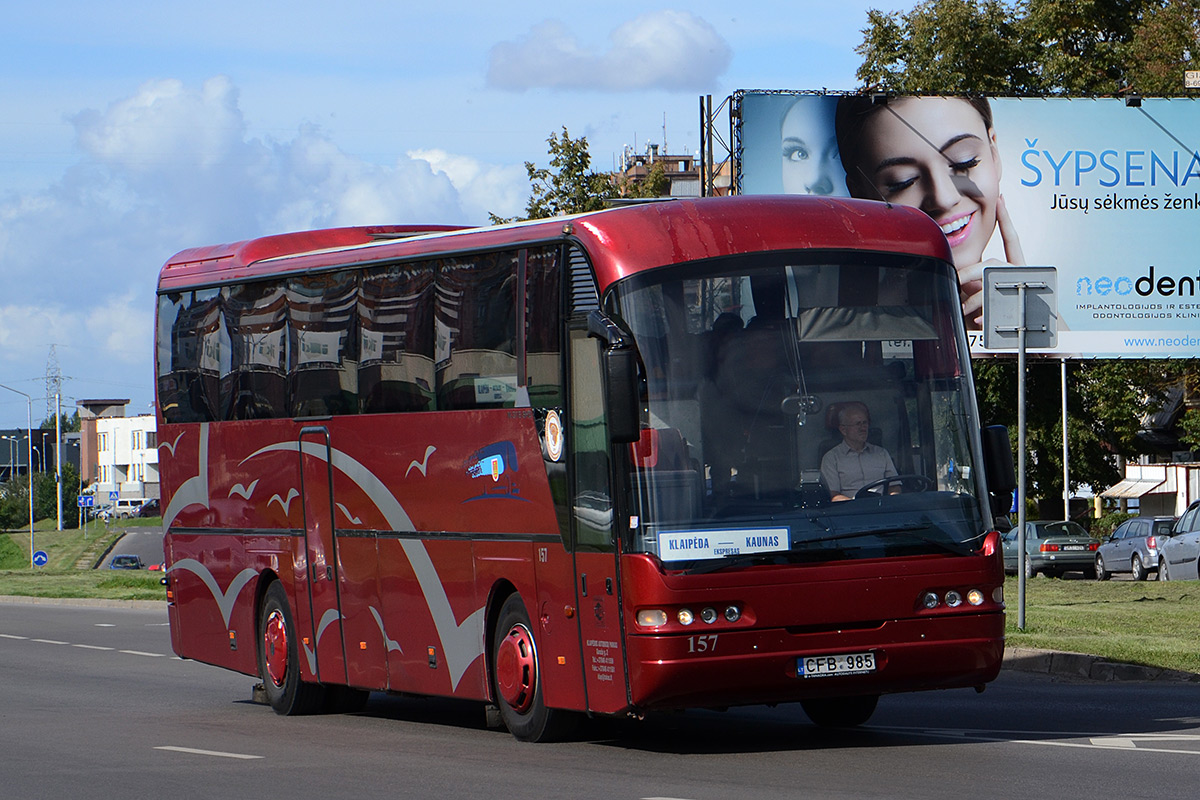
984;267;1058;632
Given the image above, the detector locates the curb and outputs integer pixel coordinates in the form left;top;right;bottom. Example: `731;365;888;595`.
1003;646;1200;683
0;595;165;610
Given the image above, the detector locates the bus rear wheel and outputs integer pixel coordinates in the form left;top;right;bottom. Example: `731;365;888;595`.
491;594;571;742
258;581;325;715
801;694;879;728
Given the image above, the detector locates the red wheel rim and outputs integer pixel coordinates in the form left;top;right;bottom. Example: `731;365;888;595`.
263;608;289;688
495;622;537;713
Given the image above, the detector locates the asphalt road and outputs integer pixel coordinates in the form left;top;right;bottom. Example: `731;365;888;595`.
2;600;1198;800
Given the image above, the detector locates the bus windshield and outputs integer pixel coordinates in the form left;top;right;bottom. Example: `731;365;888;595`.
610;250;988;568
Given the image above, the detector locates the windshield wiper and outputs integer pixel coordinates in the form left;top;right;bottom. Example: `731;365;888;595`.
798;525;973;556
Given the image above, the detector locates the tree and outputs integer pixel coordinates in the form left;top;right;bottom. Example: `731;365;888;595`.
492;128;614;223
854;0;1200;511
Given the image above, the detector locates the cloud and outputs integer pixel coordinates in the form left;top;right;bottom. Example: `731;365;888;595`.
0;76;529;424
487;10;731;92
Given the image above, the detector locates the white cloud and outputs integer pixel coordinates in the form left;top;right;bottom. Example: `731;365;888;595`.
487;10;731;92
0;76;530;425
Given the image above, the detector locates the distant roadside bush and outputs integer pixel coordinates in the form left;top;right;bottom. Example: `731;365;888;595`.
1092;511;1135;540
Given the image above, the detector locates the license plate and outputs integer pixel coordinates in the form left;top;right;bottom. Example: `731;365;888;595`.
1062;545;1086;551
798;652;876;678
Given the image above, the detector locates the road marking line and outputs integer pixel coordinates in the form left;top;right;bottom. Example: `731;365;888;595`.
73;644;115;651
31;638;68;644
155;746;263;760
120;650;166;657
0;634;29;639
1091;737;1137;748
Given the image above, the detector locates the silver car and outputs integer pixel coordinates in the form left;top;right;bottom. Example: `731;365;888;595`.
1002;520;1098;579
1095;516;1175;581
1159;501;1200;581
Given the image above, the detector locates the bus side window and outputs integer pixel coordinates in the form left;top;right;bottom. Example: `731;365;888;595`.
287;272;358;418
222;281;287;420
359;262;435;413
436;252;519;411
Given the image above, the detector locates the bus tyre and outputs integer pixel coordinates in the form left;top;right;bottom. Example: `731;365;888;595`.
258;581;325;716
801;694;879;728
491;594;569;742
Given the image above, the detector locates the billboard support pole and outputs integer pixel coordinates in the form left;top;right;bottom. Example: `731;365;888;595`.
1062;358;1069;520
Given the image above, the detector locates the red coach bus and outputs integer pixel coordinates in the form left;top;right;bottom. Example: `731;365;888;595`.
156;195;1016;741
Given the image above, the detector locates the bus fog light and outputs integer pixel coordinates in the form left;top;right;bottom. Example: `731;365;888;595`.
967;589;985;606
921;592;939;609
637;609;668;627
677;608;695;626
993;586;1004;604
945;590;963;607
724;605;741;622
700;607;718;624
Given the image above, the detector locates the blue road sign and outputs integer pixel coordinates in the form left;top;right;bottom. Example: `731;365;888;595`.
77;495;94;508
33;550;48;567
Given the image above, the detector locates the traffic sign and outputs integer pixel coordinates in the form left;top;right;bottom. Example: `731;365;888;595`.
32;550;48;567
77;495;95;508
109;491;120;501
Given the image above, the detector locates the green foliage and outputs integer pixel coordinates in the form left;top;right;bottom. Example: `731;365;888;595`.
856;0;1198;96
0;534;24;569
491;127;613;223
1092;510;1135;539
39;411;80;433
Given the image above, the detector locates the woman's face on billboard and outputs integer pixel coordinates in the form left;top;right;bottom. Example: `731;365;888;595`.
846;97;1001;267
781;101;847;197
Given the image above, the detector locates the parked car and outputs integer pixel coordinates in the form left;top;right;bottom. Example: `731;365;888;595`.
136;498;160;517
1158;500;1200;581
108;554;145;569
1002;520;1098;578
1095;515;1176;581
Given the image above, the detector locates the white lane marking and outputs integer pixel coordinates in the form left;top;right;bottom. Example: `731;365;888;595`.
1091;737;1137;748
73;644;115;651
0;634;29;640
155;746;263;760
120;650;166;657
95;623;116;627
875;726;1200;756
31;638;68;644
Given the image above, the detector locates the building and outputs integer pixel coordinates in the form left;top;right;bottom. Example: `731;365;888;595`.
78;399;159;502
617;144;702;198
1102;461;1200;517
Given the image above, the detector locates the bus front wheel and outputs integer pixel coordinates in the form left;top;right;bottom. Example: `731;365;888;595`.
801;694;879;728
258;581;325;715
491;594;570;742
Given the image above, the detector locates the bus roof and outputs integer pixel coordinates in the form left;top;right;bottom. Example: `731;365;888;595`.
156;196;952;294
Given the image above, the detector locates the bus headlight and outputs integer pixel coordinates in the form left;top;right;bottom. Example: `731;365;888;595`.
967;589;985;606
677;608;695;626
921;592;940;609
724;605;741;622
945;590;964;608
636;609;668;627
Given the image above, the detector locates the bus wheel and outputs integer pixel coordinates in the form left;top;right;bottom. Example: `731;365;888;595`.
258;581;325;715
801;694;879;728
491;594;569;742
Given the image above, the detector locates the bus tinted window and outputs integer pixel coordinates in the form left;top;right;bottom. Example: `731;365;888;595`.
360;261;435;413
435;252;518;410
223;281;287;419
287;271;358;417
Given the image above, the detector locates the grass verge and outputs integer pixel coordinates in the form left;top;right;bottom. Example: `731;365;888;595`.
1004;575;1200;675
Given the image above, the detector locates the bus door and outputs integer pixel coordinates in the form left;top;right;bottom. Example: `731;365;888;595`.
568;330;629;713
297;426;347;686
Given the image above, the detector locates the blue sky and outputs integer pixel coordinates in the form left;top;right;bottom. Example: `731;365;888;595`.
0;1;910;429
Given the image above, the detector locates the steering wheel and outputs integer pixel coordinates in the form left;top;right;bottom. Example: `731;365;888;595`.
854;474;934;499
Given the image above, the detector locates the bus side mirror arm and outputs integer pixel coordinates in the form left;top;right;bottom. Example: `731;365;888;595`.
981;425;1017;518
587;311;640;444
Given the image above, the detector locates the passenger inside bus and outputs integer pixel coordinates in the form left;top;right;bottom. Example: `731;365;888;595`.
819;401;898;501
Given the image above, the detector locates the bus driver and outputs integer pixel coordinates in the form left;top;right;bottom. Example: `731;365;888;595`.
820;401;898;501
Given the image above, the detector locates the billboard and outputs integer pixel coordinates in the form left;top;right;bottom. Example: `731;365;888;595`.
735;90;1200;358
